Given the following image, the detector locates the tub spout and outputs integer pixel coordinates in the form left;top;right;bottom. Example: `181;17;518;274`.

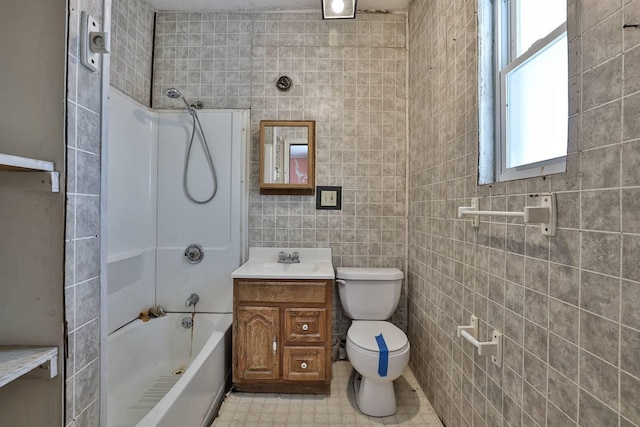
185;293;199;307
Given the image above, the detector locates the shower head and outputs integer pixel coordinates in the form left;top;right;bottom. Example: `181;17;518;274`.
166;88;182;99
165;87;191;109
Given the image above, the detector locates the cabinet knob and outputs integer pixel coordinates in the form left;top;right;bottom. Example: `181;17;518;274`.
301;362;308;369
302;324;309;331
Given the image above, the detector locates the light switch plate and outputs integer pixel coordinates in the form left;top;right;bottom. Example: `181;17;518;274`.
316;186;342;210
321;190;337;207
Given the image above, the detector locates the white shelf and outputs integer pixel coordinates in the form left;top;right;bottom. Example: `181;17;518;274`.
0;154;54;172
0;346;59;388
0;153;59;193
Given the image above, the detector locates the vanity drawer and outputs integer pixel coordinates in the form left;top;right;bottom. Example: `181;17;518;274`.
284;308;327;343
283;347;326;381
236;280;327;304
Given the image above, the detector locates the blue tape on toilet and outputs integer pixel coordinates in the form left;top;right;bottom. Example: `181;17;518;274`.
375;333;388;377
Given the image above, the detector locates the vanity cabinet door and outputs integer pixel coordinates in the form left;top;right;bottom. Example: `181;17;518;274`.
235;306;280;380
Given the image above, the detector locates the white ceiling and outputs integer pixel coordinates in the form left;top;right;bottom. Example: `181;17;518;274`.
146;0;410;12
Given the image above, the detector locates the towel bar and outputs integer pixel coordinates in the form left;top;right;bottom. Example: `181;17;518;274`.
457;193;556;236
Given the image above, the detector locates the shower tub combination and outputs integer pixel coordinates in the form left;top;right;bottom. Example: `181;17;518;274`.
107;313;232;427
106;90;248;426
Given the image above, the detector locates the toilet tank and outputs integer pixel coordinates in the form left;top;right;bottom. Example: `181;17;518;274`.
336;267;404;320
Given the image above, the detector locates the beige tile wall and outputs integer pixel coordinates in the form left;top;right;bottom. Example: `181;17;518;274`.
66;0;105;425
111;0;155;106
407;0;640;426
153;12;253;109
153;10;409;342
249;12;409;340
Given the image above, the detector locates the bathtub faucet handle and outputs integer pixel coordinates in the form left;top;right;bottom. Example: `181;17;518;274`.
185;293;200;307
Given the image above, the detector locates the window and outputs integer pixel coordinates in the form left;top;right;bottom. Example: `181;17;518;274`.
479;0;568;183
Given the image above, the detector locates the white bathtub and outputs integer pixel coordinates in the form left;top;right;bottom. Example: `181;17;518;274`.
107;313;232;427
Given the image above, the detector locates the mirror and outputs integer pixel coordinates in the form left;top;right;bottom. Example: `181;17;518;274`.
259;120;315;195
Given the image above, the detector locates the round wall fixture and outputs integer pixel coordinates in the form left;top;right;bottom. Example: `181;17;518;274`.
277;76;293;92
184;244;204;264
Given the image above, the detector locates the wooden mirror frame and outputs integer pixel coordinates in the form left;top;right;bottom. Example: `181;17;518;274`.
259;120;315;195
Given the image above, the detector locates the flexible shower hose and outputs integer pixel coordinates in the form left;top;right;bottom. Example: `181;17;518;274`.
183;108;217;204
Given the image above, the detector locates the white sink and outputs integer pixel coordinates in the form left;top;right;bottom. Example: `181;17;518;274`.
231;248;334;279
249;262;321;274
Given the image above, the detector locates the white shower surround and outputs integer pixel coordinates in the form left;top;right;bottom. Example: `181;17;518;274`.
155;106;247;313
107;90;158;334
105;89;248;425
106;89;249;333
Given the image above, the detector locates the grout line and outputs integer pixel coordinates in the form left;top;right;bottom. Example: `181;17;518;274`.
70;192;101;198
72;235;100;243
74;146;102;157
66;275;100;290
576;86;584;424
75;396;99;423
71;316;101;335
73;356;100;378
619;6;626;425
70;39;79;422
547;399;579;425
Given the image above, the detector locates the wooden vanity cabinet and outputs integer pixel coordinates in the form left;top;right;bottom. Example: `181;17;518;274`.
232;279;333;394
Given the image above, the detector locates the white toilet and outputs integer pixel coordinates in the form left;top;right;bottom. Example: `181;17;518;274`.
336;267;410;417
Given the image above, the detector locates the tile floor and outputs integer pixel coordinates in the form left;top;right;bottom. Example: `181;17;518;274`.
213;362;442;426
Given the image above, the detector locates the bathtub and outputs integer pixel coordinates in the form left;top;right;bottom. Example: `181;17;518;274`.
107;313;232;427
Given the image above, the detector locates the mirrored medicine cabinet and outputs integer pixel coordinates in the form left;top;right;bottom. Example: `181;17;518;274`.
259;120;315;195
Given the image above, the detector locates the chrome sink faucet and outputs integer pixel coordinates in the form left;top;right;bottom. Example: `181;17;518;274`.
278;251;301;264
185;293;199;307
278;252;292;263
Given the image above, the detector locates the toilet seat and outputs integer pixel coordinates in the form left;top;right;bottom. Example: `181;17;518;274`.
347;321;408;353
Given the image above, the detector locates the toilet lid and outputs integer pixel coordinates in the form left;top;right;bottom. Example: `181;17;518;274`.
348;321;408;352
336;267;404;280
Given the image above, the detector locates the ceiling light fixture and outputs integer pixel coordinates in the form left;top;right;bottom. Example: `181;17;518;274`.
322;0;356;19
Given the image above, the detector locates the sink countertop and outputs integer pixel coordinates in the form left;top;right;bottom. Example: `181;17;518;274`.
231;247;335;279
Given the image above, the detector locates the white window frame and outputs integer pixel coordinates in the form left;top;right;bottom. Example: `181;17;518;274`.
480;0;568;184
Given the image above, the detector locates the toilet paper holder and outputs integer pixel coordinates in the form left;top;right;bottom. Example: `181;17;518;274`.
457;315;503;368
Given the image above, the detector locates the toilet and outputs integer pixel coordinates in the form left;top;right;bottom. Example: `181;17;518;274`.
336;267;410;417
